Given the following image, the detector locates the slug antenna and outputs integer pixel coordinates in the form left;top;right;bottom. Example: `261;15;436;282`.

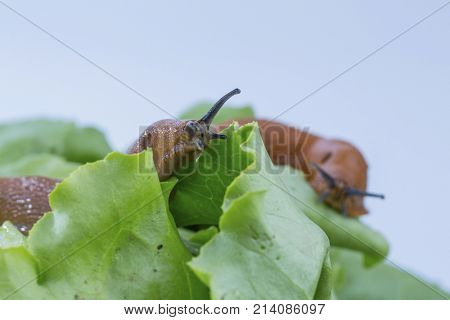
200;88;241;125
211;133;227;139
345;187;385;199
311;162;336;188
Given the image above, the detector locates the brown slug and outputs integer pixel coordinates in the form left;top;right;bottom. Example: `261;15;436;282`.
0;89;240;234
216;119;384;217
128;88;240;180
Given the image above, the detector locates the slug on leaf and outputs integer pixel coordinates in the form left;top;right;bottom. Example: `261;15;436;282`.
0;89;240;233
216;119;384;217
128;89;240;180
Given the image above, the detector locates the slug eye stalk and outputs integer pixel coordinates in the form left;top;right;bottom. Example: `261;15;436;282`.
211;133;227;139
344;187;385;199
200;88;241;126
311;162;336;188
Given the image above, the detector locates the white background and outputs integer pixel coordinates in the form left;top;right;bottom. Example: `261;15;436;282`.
0;1;449;290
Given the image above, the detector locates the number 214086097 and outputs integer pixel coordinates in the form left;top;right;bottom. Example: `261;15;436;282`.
253;303;325;315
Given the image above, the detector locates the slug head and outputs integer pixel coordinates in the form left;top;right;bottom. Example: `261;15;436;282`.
311;162;384;217
179;88;241;154
138;89;241;180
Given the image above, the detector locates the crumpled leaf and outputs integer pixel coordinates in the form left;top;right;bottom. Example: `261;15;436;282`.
189;227;218;246
170;124;254;226
179;104;255;124
178;227;219;257
0;119;112;165
0;151;207;299
0;154;79;179
331;247;449;300
188;123;331;299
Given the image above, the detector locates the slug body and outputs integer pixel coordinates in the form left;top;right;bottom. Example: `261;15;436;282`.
0;89;240;233
217;119;383;217
0;176;59;234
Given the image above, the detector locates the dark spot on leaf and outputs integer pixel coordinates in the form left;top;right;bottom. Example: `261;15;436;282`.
128;272;137;281
153;269;157;273
157;244;163;250
74;294;80;299
260;245;266;250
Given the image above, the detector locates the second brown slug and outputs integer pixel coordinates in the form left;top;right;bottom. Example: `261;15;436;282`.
216;118;384;217
0;89;240;233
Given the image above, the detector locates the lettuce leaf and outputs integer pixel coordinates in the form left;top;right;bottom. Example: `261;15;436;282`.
188;227;218;246
170;122;388;261
331;248;449;300
0;154;79;179
170;124;254;225
0;151;207;299
187;123;331;299
0;221;26;249
0;119;111;165
179;104;254;124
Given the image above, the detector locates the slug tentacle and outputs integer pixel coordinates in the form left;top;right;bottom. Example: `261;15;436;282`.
311;162;336;188
211;133;227;139
344;187;385;199
200;88;241;126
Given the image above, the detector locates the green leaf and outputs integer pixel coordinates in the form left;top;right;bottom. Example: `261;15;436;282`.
331;247;449;300
0;154;79;179
0;222;25;249
0;224;45;299
277;167;389;262
62;126;112;163
170;123;254;226
189;227;218;246
0;247;50;299
0;151;207;299
188;123;330;299
0;119;112;165
161;177;178;206
314;252;333;300
177;227;219;257
179;104;255;124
